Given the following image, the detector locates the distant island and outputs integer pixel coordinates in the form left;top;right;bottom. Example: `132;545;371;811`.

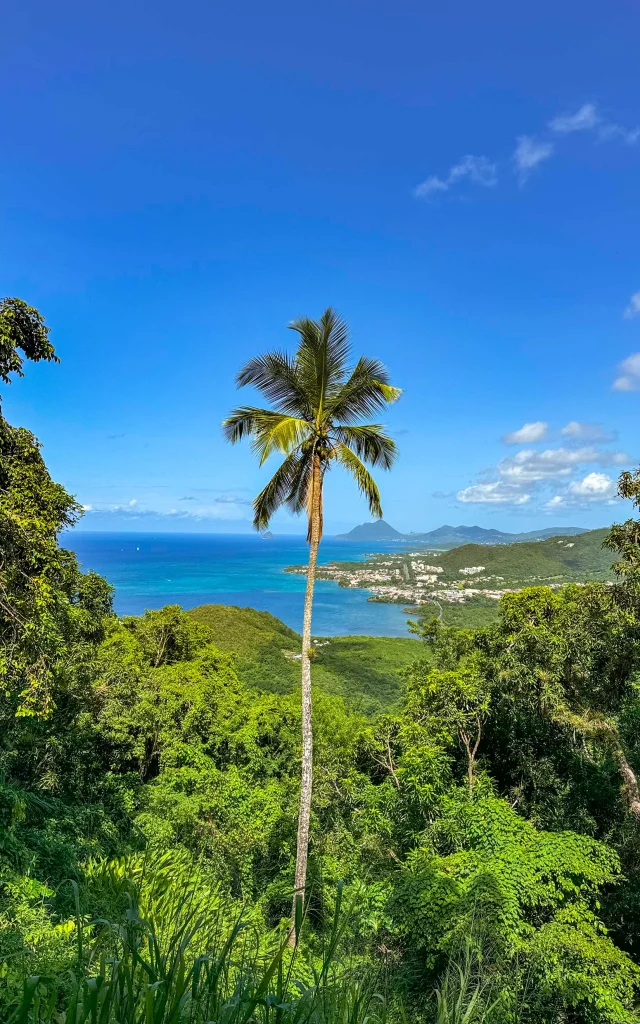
335;520;588;548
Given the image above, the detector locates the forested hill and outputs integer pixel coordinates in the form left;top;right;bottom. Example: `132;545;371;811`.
188;603;417;712
432;526;613;585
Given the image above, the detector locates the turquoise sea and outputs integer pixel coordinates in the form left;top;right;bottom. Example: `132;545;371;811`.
65;533;416;637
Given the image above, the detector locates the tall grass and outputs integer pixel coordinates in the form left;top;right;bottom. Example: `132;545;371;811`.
434;941;499;1024
6;855;389;1024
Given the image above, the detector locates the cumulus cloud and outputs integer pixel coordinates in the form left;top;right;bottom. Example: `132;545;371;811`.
624;292;640;319
502;421;549;444
549;102;639;145
543;495;565;510
459;437;629;509
513;136;554;181
545;473;619;509
568;472;618;499
414;155;498;198
613;353;640;392
499;446;629;484
560;421;616;443
457;482;531;505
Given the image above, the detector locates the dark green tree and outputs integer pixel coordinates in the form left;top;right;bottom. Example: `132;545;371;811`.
606;469;640;602
0;298;112;716
0;297;58;391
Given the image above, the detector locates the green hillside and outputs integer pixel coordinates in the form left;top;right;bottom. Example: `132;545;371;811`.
433;527;613;586
188;603;419;713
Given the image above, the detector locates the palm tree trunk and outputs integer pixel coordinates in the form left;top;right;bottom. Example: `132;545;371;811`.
289;455;322;944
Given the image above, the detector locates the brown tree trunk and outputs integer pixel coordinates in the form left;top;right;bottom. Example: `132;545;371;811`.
289;454;322;945
460;717;482;796
616;749;640;818
588;719;640;820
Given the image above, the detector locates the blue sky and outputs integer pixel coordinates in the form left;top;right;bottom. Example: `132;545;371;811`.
2;0;639;535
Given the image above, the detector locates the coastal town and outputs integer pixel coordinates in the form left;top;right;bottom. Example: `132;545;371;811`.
284;533;611;609
285;551;519;606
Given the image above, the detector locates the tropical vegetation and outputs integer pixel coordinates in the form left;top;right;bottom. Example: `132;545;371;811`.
2;298;640;1023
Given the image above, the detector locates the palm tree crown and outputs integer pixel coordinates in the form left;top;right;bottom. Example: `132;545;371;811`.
223;308;401;534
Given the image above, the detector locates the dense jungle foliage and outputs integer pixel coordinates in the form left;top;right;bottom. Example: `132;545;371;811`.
3;306;640;1021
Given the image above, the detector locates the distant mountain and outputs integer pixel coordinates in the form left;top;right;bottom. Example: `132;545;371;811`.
335;521;588;548
407;524;589;548
336;520;404;541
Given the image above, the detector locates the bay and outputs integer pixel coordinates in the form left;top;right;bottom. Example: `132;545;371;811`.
64;532;416;637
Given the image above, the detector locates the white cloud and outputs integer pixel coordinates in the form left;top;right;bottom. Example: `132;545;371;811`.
560;421;615;443
513;136;554;181
624;292;640;319
414;155;498;198
567;472;618;500
598;123;640;145
613;352;640;392
550;103;600;134
499;446;629;484
502;421;549;444
415;103;638;207
543;495;565;510
83;494;253;521
550;102;639;145
545;473;619;509
459;438;629;510
457;482;531;505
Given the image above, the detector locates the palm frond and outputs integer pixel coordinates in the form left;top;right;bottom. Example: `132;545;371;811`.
332;424;398;470
290;308;352;413
252;450;306;531
235;352;311;416
284;444;315;517
253;415;312;466
326;355;402;423
222;406;269;444
224;311;401;536
284;444;321;540
334;444;383;519
222;407;311;464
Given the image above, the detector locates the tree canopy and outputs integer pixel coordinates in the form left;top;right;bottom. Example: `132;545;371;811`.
0;297;58;390
223;307;401;531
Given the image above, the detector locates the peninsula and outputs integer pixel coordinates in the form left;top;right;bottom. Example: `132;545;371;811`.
286;528;614;618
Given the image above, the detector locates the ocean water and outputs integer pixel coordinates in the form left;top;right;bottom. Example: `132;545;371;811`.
64;532;416;637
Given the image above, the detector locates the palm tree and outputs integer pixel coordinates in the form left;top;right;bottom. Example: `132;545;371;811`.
222;308;401;937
